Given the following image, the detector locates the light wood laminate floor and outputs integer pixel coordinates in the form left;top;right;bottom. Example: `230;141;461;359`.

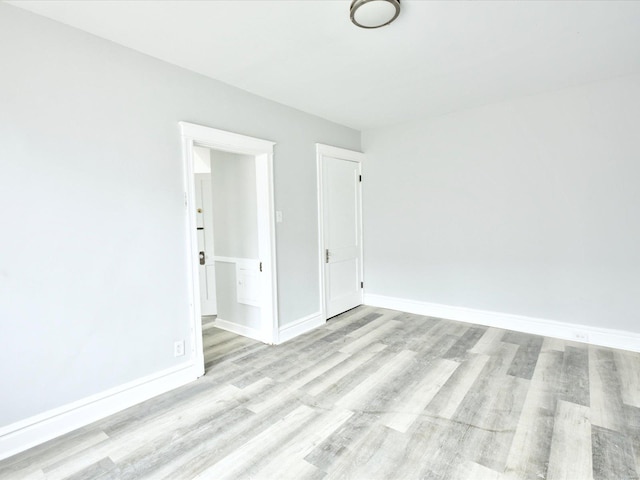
2;306;640;479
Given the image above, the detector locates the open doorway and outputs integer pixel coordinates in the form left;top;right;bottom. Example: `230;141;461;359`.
180;122;278;373
193;145;264;330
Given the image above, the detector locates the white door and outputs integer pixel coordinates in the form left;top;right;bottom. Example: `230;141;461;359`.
322;154;363;318
195;173;217;316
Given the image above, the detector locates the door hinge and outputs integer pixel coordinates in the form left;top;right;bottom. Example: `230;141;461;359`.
361;281;364;288
259;261;263;272
184;192;188;208
359;175;362;182
325;249;330;264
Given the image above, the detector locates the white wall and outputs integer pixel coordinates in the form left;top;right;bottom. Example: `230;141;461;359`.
362;73;640;333
0;3;359;429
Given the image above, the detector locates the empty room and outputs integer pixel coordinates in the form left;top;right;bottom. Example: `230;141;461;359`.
1;1;639;479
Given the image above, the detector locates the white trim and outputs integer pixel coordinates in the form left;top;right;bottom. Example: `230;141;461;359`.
0;363;199;461
316;144;365;322
214;318;264;343
212;256;258;266
277;312;325;344
317;143;365;163
180;122;275;155
364;294;640;353
180;122;279;347
180;127;206;378
255;151;279;344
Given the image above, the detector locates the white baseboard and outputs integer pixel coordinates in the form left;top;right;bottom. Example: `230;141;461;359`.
0;362;200;461
364;293;640;353
214;318;265;343
278;312;325;344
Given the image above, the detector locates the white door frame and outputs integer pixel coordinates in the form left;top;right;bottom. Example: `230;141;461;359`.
194;170;218;316
180;122;279;371
316;143;365;321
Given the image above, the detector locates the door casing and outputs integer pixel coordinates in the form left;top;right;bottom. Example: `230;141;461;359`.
181;122;279;376
194;172;217;316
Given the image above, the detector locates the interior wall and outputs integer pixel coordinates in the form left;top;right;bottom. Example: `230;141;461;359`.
362;72;640;333
214;262;261;331
0;3;359;428
210;151;258;259
210;150;261;329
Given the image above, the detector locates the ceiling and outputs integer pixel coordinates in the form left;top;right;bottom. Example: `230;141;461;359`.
8;0;640;131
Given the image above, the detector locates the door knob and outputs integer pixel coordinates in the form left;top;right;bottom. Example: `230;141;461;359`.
199;251;205;265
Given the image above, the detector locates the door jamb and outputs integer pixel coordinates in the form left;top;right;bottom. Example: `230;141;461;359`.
315;143;365;322
180;122;279;374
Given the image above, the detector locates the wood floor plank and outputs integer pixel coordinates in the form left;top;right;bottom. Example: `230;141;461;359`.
546;400;593;480
325;424;409;480
245;350;350;413
503;348;564;480
151;401;301;480
193;405;317;479
0;430;109;479
106;383;253;462
249;408;353;479
425;353;490;420
255;459;325;480
503;331;544;380
378;314;438;352
321;311;384;341
2;308;638;480
590;347;625;431
452;460;504;480
381;357;458;433
101;383;276;479
334;349;416;411
558;345;590;407
541;336;566;353
592;425;639;480
472;374;530;472
323;306;374;331
443;326;487;361
338;317;402;354
615;350;640;408
301;342;387;398
61;457;118;480
414;417;471;479
624;404;640;478
303;411;378;474
408;320;468;356
452;341;520;427
42;442;113;480
469;327;507;355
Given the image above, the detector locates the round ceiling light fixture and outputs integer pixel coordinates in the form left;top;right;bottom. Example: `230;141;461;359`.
350;0;401;29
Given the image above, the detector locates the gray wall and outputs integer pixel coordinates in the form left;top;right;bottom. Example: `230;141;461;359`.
210;151;258;259
362;73;640;332
0;3;359;427
210;150;261;329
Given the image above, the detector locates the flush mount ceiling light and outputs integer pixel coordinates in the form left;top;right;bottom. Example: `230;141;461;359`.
350;0;401;29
